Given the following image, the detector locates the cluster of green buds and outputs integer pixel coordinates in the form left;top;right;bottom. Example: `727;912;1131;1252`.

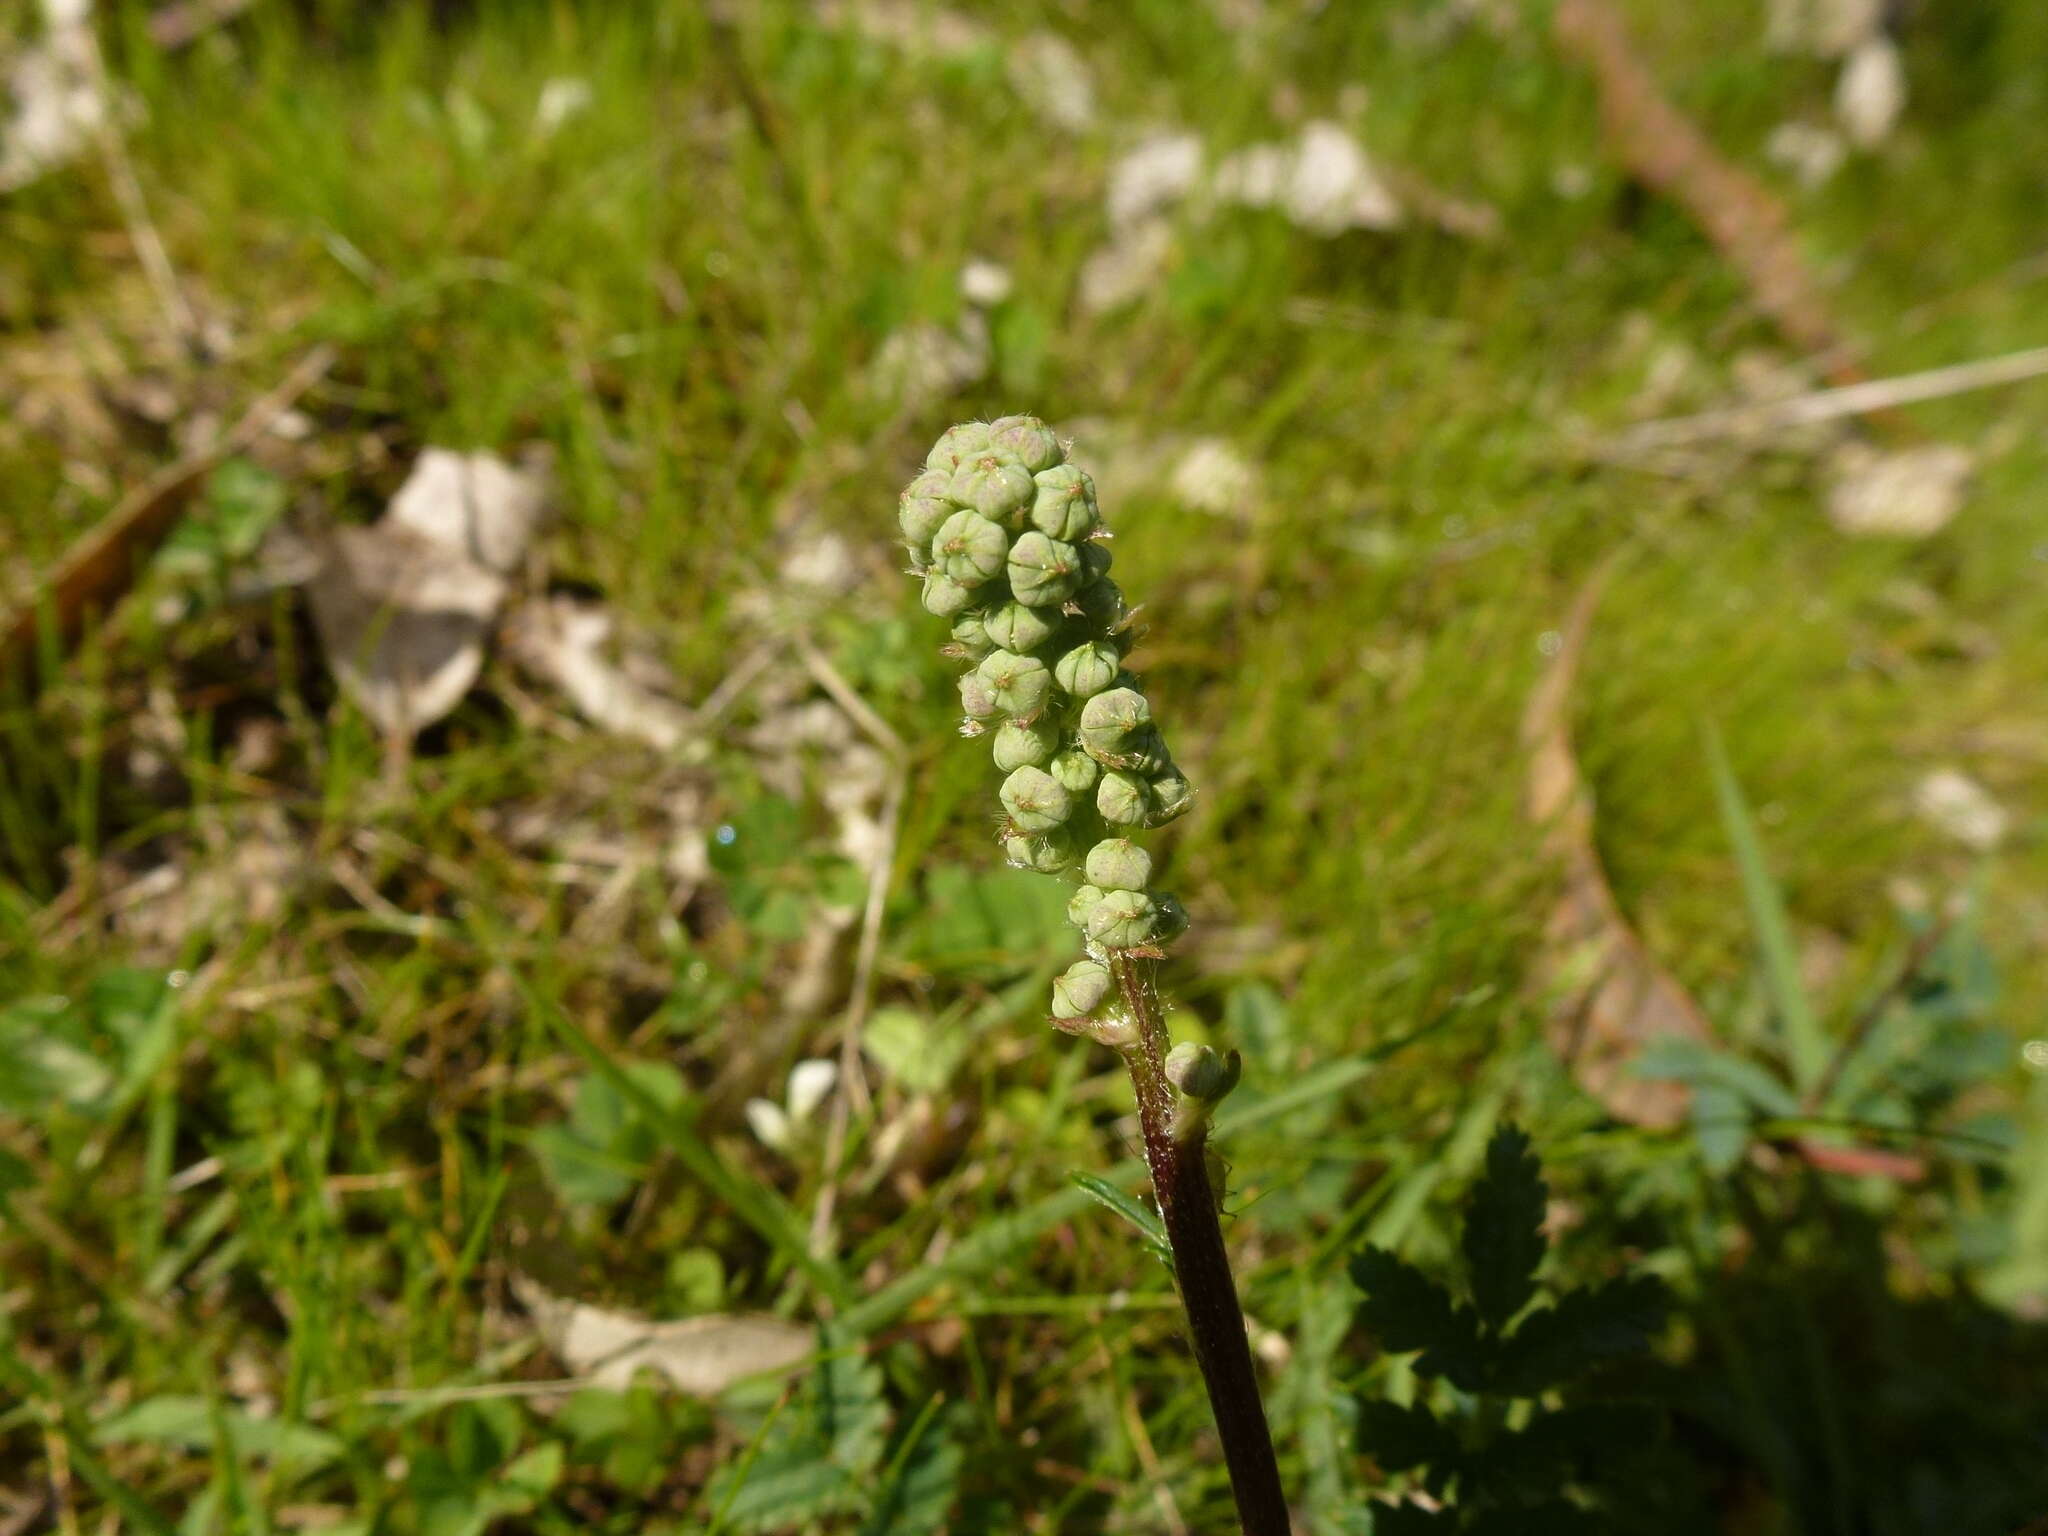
898;416;1197;1048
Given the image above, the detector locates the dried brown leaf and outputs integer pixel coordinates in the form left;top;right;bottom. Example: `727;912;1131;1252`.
511;1276;811;1396
1522;565;1711;1127
305;523;504;739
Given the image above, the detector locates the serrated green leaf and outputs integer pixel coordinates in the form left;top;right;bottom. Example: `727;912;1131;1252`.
1355;1398;1462;1478
1705;724;1829;1094
1490;1277;1668;1396
1463;1123;1547;1331
1349;1246;1486;1388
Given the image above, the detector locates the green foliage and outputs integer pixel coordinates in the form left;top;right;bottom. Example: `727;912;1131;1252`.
529;1061;687;1208
708;1334;962;1535
1350;1125;1669;1529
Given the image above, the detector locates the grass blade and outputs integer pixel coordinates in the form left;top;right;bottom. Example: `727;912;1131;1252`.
1704;722;1829;1095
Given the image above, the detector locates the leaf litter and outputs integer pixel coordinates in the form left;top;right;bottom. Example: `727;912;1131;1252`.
511;1276;811;1397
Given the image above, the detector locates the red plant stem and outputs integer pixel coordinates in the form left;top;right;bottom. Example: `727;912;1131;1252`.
1111;951;1288;1536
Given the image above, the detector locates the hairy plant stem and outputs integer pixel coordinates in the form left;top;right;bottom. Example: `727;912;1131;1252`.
1110;950;1288;1536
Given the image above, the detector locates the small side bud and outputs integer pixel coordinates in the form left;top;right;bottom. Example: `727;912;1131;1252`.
989;414;1065;475
1096;769;1152;827
958;669;1000;721
1007;531;1084;607
1085;888;1159;948
933;509;1010;585
999;766;1074;832
1049;748;1101;794
1146;769;1194;826
1151;892;1190;943
991;719;1057;772
921;569;974;617
975;650;1053;718
984;600;1063;654
950;455;1036;522
1065;883;1107;931
1029;463;1099;541
950;611;994;659
1003;826;1076;873
1051;958;1113;1019
1054;641;1122;699
1077;687;1152;765
1084;837;1152;893
1071;576;1133;635
1165;1043;1242;1142
925;421;992;475
899;470;957;548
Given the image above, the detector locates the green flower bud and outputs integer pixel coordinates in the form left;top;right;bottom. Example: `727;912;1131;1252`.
1049;747;1101;794
1123;727;1172;777
1007;531;1084;607
1051;958;1112;1019
1147;769;1194;826
1071;577;1133;634
1084;837;1152;892
926;421;992;475
1066;883;1107;930
1000;765;1073;832
991;718;1056;771
984;600;1063;654
933;509;1009;586
950;611;994;659
899;471;957;551
1029;464;1099;541
1079;542;1113;587
1164;1042;1241;1102
1004;825;1076;873
989;414;1065;475
976;650;1052;718
922;569;973;617
1077;687;1151;764
1086;887;1159;948
1097;769;1151;826
950;455;1036;523
1054;640;1121;698
1152;892;1190;942
958;670;999;721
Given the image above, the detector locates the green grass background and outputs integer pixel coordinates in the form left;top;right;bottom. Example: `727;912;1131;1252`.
2;1;2045;1530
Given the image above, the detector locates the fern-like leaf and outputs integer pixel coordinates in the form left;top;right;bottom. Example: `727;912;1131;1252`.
1462;1123;1547;1332
1350;1246;1486;1388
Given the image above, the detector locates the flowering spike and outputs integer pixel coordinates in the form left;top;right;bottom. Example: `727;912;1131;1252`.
894;417;1197;969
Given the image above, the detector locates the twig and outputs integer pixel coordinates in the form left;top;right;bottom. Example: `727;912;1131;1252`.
1604;346;2048;454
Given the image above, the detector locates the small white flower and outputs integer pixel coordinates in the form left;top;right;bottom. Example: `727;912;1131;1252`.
745;1059;840;1154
